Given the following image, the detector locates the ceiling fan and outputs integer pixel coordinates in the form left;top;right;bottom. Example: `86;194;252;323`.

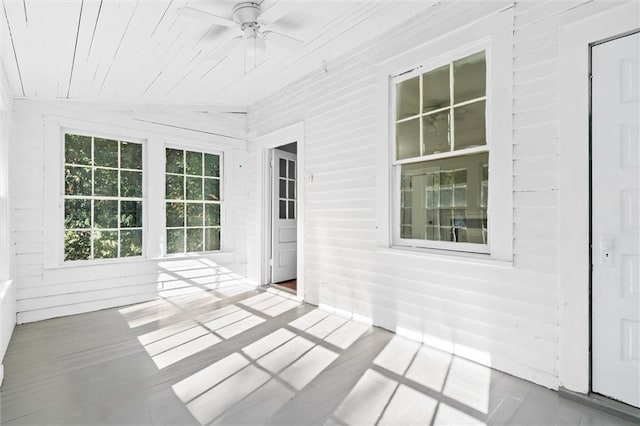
177;2;304;70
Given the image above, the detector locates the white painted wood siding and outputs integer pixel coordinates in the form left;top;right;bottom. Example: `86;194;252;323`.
247;0;628;390
1;62;16;378
9;100;250;324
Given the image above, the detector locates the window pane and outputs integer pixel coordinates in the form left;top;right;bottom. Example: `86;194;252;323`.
186;177;203;200
94;138;118;168
400;152;488;244
65;134;91;165
120;171;143;198
65;199;91;229
65;166;92;196
121;142;142;170
422;64;450;113
288;181;295;200
166;202;185;227
288;201;295;219
279;158;286;178
205;228;220;251
396;76;419;120
422;111;450;155
186;203;204;227
64;230;91;261
396;118;420;160
204;178;220;201
454;101;486;150
167;229;184;254
186;151;203;176
453;51;486;103
166;148;184;174
94;168;118;197
166;174;184;200
94;230;118;259
279;179;287;198
204;154;220;177
94;199;118;228
120;201;142;228
204;204;220;226
186;228;203;252
279;200;286;219
288;160;295;179
120;230;142;257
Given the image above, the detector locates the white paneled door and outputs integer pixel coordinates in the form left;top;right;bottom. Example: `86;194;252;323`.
271;149;297;284
592;32;640;408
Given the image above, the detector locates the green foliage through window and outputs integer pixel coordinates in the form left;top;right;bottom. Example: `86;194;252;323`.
64;133;143;261
165;147;221;254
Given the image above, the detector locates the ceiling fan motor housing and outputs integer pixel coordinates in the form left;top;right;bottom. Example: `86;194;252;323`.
233;2;262;27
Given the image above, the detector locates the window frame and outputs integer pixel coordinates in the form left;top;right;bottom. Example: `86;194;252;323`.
163;143;225;256
59;128;148;265
391;47;491;254
374;9;513;261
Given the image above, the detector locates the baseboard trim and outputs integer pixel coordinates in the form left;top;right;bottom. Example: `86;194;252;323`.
558;387;640;423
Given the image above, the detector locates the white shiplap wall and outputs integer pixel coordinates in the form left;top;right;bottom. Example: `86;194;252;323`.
10;100;251;323
247;0;626;389
0;62;16;382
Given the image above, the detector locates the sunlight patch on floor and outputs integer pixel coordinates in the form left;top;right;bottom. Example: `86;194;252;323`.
326;335;490;425
240;291;301;317
172;324;340;425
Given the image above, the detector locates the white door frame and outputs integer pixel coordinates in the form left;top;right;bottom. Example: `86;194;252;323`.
558;2;639;395
254;122;305;301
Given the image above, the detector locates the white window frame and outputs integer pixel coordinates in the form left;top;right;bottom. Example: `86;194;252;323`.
163;143;225;256
392;48;491;253
375;8;513;261
44;117;237;269
61;130;146;263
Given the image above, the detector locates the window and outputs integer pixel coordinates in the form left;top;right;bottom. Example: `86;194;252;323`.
63;133;143;261
278;157;296;219
165;148;221;254
393;51;488;251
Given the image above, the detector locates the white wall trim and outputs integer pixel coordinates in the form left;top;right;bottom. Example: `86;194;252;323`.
558;1;640;394
253;122;305;301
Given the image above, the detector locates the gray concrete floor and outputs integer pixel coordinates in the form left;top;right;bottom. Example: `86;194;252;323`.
0;283;636;426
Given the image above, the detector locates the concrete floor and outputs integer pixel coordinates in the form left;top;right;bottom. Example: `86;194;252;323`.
0;282;636;426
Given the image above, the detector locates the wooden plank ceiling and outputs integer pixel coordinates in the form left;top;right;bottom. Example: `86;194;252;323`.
0;0;434;107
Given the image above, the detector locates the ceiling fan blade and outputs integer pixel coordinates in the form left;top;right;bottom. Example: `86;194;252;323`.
177;7;236;28
263;31;304;51
258;1;290;25
205;36;243;64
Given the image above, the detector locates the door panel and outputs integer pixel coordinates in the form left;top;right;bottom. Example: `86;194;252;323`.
272;149;297;284
592;32;640;408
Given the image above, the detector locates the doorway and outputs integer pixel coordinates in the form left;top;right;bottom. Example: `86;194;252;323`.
270;142;297;293
591;30;640;408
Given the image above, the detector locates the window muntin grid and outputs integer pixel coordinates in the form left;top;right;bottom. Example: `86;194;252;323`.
278;157;296;220
165;148;222;254
63;133;143;261
393;51;488;248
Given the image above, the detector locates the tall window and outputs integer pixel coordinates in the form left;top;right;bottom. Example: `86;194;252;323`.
64;133;143;261
165;148;221;254
394;51;488;249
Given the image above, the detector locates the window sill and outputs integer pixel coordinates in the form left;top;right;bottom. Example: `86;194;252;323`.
377;245;514;267
46;251;233;270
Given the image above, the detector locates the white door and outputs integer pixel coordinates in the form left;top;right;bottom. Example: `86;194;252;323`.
592;32;640;408
271;149;297;284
